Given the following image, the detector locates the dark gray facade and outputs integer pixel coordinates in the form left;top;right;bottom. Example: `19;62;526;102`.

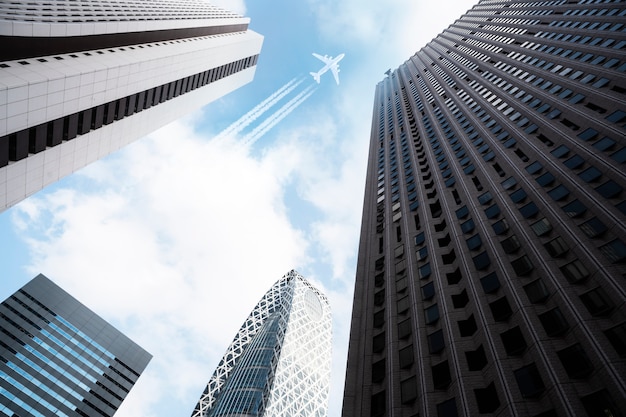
343;1;625;416
0;274;151;417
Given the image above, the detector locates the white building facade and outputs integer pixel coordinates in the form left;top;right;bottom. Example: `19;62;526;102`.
192;270;332;417
0;0;263;211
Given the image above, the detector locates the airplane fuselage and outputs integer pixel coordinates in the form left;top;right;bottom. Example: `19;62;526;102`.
310;53;345;85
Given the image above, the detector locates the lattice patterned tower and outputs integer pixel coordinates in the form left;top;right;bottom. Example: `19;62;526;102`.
0;274;151;417
192;270;332;417
343;0;626;416
0;0;263;211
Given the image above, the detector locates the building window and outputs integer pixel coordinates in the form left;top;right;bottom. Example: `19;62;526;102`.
421;282;435;300
401;376;418;403
371;391;386;417
519;202;539;218
398;318;412;339
562;199;587;217
492;219;509;235
560;260;590;283
564;154;584;169
548;185;570;201
474;382;500;413
580;287;614;316
446;268;463;284
501;235;521;253
485;204;501;219
581;390;622;417
557;344;593;379
480;272;500;294
536;172;555;187
397;295;410;313
530;218;552;236
459;314;477;337
490;297;513;322
501;326;527;356
437;398;458;417
466;234;483;251
509;188;527;203
514;364;545;398
579;217;607;238
419;263;432;279
511;255;534;276
432;361;451;389
373;310;385;328
524;279;550;304
461;218;475;233
372;360;385;383
428;329;445;354
604;323;626;357
539;307;570;336
399;345;414;369
425;304;439;325
544;237;569;257
373;333;385;353
451;289;469;309
579;166;602;183
596;180;623;198
465;345;488;371
374;289;385;306
473;251;491;270
599;239;626;263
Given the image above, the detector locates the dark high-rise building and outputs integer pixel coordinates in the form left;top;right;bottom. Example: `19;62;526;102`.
0;0;263;212
343;1;626;416
0;274;151;417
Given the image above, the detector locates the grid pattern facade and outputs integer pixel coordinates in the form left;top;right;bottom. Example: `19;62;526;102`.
192;270;331;417
0;0;263;212
343;1;625;416
0;274;151;417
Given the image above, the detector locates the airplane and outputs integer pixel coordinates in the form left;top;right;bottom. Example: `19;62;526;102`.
310;52;345;85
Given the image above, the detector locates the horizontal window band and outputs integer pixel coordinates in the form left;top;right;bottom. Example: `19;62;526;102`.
0;23;248;62
0;54;259;167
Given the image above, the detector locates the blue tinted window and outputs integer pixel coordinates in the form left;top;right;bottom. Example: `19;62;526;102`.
466;234;483;251
520;202;539;218
485;204;501;219
596;180;623;199
526;161;543;174
461;219;475;234
456;206;469;219
563;200;587;217
425;304;439;324
578;128;598;141
480;272;500;294
478;192;493;205
548;185;570;201
473;252;491;270
593;137;616;151
551;145;570;158
579;166;602;182
536;172;555;187
564;154;585;169
510;188;527;203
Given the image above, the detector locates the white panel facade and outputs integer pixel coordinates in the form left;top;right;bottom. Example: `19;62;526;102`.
0;67;256;209
192;270;332;417
0;0;248;36
0;0;263;211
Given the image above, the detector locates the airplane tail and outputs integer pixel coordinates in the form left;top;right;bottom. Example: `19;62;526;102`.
310;72;321;84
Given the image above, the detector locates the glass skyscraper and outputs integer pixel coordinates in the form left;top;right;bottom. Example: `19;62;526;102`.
192;270;332;417
343;1;625;416
0;0;263;212
0;274;151;417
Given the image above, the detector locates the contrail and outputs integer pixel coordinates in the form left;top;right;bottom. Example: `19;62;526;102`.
215;77;305;140
242;84;317;147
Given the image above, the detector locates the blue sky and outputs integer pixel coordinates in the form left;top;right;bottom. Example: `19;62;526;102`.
0;1;477;416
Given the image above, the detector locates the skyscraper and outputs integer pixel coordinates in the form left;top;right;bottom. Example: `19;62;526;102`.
0;274;151;417
192;270;332;417
0;0;263;211
343;1;625;416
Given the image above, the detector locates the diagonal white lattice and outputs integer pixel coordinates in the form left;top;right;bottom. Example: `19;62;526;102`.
191;270;332;417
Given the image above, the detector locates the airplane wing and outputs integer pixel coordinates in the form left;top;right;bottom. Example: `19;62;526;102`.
330;64;340;85
312;52;332;64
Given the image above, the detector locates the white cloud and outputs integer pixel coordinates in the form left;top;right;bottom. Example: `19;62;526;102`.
13;115;312;416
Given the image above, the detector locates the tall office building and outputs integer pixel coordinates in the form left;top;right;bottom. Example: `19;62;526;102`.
0;274;151;417
0;0;263;211
343;1;625;416
192;270;332;417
